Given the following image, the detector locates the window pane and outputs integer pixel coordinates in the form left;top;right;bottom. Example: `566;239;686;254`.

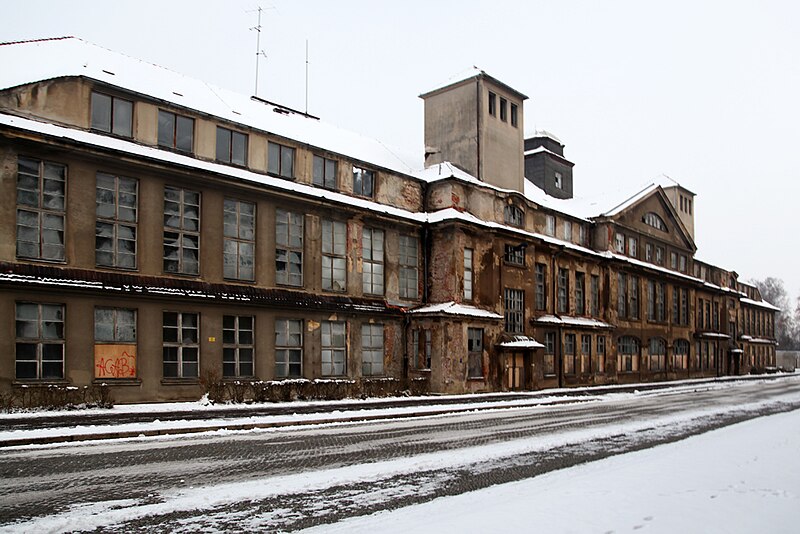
158;110;174;147
91;92;112;131
113;98;133;137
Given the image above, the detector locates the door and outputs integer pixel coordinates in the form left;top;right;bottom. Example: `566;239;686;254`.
507;352;525;390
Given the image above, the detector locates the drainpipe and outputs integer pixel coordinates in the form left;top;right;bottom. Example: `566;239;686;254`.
476;77;481;181
551;247;564;388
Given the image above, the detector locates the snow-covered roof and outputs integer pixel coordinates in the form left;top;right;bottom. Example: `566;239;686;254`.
740;297;781;312
498;335;545;349
415;162;480;184
0;37;418;175
407;301;502;320
523;146;572;163
529;129;562;144
697;332;731;340
533;315;614;329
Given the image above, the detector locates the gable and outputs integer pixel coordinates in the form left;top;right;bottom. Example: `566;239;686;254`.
611;189;696;252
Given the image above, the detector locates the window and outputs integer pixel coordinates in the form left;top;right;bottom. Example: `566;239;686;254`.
614;232;625;253
504;205;524;227
545;214;556;236
268;141;295;179
575;272;586;315
629;275;639;320
581;334;591;374
223;199;255;281
162;312;199;378
563;220;572;241
578;225;586;245
488;92;496;116
656;246;664;265
94;307;136;379
353;166;375;197
647;280;655;321
463;248;474;300
617;336;639;372
16;156;66;261
275;210;303;286
591;275;600;316
645;243;653;262
504;288;524;333
510;103;518;127
500;97;508;121
158;110;194;152
504;244;525;266
564;333;576;375
399;235;419;300
322;220;347;291
544;332;556;375
535;263;547;311
163;187;200;275
91;91;132;137
713;302;720;331
467;328;484;378
628;237;637;257
643;212;667;231
15;302;64;380
617;272;628;318
362;324;384;376
672;286;680;324
557;268;569;314
216;127;248;166
362;228;384;295
555;172;563;189
656;282;666;321
412;329;432;369
670;251;678;270
313;155;337;189
275;319;302;378
96;173;137;269
649;338;666;371
223;315;254;378
321;321;346;376
679;255;687;273
673;339;689;370
595;336;606;374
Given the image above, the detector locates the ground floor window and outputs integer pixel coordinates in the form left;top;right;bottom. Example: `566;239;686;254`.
361;323;384;376
15;302;64;380
649;338;666;371
594;336;606;374
672;339;689;370
322;321;346;376
544;332;556;375
467;327;484;378
94;307;137;379
580;334;591;374
617;336;639;372
564;333;576;375
275;319;302;378
223;315;254;378
162;312;199;378
412;328;432;370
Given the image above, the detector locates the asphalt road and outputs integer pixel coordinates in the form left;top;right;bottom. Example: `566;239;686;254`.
2;376;800;532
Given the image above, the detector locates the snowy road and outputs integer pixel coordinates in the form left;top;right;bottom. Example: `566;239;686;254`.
1;376;800;532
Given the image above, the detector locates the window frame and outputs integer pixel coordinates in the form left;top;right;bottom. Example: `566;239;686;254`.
215;126;248;166
463;248;474;301
504;244;525;266
361;323;384;376
223;198;256;281
157;109;194;153
322;219;347;292
352;166;375;198
557;268;569;314
312;155;337;190
399;234;419;300
162;311;199;379
504;288;524;334
223;315;254;378
504;205;524;228
321;320;347;376
16;156;67;263
275;209;303;287
96;172;138;270
275;318;303;379
163;186;201;276
91;91;133;138
467;327;484;378
362;227;385;295
535;263;547;311
268;141;296;179
15;302;65;381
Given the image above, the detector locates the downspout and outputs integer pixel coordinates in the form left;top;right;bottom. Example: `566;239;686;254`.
476;77;481;181
552;247;564;388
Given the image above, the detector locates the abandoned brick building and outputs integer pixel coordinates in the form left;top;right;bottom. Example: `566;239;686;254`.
0;37;779;402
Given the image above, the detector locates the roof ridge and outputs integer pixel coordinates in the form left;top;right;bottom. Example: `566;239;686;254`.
0;35;75;47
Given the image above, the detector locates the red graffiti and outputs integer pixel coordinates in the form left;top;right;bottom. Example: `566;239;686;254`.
96;351;136;378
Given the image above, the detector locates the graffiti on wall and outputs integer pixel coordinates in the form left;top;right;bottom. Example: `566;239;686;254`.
94;344;137;379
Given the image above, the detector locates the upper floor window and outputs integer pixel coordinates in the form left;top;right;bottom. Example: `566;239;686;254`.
510;104;518;127
353;166;375;197
504;205;524;228
575;272;586;315
488;92;496;116
563;221;572;241
313;155;337;189
96;173;137;269
557;268;569;314
322;219;347;292
16;157;66;262
614;232;625;254
645;243;653;262
223;199;255;281
399;235;419;300
463;248;474;300
15;302;64;380
535;263;547;311
578;224;586;245
276;210;303;286
627;236;637;257
268;141;295;179
163;186;200;275
158;110;194;152
499;97;508;122
504;244;525;266
545;214;555;236
655;246;664;265
504;288;524;333
554;172;563;189
91;91;132;137
670;251;678;270
679;255;687;273
216;127;248;166
362;228;384;295
643;212;667;231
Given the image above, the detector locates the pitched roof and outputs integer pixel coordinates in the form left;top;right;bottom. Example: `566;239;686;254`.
0;36;418;176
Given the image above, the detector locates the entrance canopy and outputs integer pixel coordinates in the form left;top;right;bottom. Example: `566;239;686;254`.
497;335;544;350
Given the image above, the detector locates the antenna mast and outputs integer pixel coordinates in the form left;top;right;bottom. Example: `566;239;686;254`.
305;39;309;114
250;6;268;96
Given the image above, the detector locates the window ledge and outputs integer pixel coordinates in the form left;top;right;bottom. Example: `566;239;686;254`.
12;380;70;387
160;378;200;386
92;378;142;387
467;376;485;381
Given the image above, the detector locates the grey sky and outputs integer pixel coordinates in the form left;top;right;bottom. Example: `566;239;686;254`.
4;0;799;302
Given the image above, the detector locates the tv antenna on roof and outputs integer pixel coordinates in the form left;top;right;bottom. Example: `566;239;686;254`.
248;5;274;97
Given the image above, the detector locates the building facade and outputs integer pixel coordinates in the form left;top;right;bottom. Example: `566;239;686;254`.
0;38;778;402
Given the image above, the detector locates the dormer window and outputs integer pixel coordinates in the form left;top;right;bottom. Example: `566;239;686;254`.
268;141;295;179
643;212;667;231
545;214;555;236
563;221;572;241
91;91;132;138
158;110;194;153
614;232;625;253
504;204;524;228
353;166;375;197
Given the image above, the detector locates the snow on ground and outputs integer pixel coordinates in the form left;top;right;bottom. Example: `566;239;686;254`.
303;408;800;534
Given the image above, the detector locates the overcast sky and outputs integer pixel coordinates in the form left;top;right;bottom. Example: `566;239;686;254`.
4;0;799;303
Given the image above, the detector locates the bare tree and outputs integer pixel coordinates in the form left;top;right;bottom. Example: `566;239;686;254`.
753;277;797;349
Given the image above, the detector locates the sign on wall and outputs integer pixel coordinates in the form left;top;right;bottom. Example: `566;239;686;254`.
94;344;137;379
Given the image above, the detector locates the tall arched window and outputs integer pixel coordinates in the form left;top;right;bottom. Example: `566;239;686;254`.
617;336;640;372
649;337;666;371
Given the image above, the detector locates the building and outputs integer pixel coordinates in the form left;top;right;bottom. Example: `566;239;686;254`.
0;38;779;403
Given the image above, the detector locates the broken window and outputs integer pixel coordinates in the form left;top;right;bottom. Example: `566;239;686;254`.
617;336;639;373
276;210;303;286
163;186;200;275
649;337;666;371
353;166;375;197
321;320;346;376
564;333;576;375
362;227;384;295
504;288;524;333
467;328;483;378
16;156;66;261
96;172;137;269
399;234;419;300
322;219;347;291
223;199;255;281
544;332;556;375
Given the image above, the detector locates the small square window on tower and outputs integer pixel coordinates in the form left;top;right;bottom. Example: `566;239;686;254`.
488;92;496;116
554;172;562;189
